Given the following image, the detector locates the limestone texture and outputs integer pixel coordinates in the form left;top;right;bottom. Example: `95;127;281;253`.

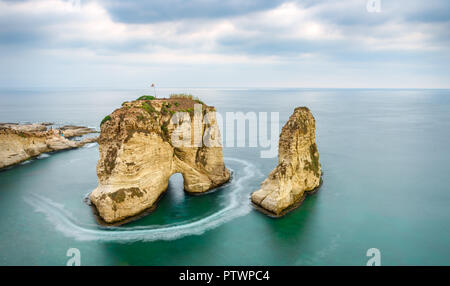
251;107;322;216
90;97;230;223
0;123;98;169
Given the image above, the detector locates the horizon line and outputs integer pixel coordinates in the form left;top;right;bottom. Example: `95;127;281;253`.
1;86;449;92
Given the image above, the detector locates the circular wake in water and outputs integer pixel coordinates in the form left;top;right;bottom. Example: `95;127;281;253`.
24;157;262;242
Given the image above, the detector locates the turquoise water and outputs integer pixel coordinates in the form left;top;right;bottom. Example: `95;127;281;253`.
0;88;449;266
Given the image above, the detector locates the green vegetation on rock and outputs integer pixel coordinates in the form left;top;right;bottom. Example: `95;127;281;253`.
141;102;156;114
137;95;156;100
170;93;193;99
101;115;111;126
169;94;204;105
194;98;204;105
161;122;169;139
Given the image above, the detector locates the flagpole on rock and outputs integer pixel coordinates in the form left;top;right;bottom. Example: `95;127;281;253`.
151;83;157;98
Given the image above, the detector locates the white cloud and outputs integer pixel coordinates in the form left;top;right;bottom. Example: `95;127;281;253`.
2;0;446;57
0;0;448;88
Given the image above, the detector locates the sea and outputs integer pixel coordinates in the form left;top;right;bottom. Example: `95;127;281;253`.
0;88;449;265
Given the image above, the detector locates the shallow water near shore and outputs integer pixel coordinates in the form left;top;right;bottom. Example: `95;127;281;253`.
1;88;450;265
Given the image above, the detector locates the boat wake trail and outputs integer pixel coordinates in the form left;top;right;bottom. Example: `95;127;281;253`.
24;157;262;242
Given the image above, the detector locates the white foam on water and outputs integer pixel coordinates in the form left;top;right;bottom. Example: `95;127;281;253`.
82;143;98;149
20;160;32;165
37;153;50;159
24;157;263;242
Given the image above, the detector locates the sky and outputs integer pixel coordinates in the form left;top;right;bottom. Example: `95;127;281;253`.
0;0;449;89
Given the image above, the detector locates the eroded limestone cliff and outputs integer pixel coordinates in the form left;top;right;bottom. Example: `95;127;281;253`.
90;97;230;224
251;107;322;216
0;123;98;169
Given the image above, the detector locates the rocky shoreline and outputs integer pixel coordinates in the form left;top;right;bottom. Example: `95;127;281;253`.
0;123;98;170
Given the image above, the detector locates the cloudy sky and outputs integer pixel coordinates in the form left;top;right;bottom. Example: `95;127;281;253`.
0;0;449;89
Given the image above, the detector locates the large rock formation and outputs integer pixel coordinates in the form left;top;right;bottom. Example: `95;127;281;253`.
251;107;322;217
0;123;98;169
89;96;230;224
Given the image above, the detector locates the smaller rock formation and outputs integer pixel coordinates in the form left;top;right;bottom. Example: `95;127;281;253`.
0;123;98;169
251;107;322;217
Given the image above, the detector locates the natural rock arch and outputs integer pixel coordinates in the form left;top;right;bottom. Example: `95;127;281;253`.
90;97;230;224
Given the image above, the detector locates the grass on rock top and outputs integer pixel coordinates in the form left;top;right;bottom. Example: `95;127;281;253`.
101;115;111;126
101;95;208;127
137;95;156;100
